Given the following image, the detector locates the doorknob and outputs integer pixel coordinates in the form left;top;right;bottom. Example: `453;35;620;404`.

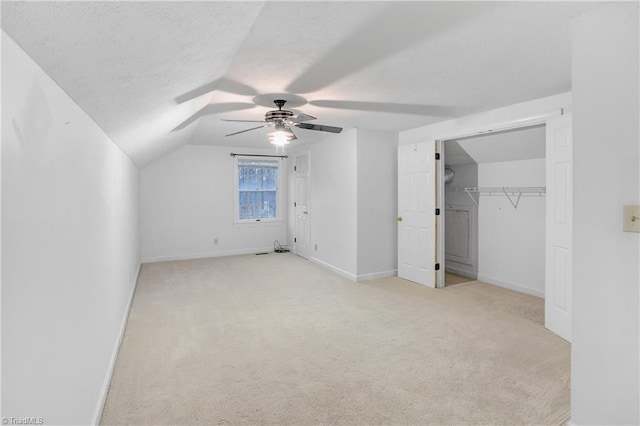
397;216;403;222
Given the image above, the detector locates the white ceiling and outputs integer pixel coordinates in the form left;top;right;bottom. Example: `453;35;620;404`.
1;1;598;166
445;125;546;165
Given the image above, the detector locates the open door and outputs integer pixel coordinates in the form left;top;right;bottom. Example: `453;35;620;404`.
545;114;572;342
398;141;437;287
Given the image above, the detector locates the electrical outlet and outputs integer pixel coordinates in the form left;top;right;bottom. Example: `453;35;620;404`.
623;205;640;233
214;238;218;245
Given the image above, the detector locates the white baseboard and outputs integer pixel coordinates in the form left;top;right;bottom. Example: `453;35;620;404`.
308;258;397;283
357;269;398;282
444;266;478;280
476;274;545;298
141;247;275;264
309;257;357;281
92;262;141;425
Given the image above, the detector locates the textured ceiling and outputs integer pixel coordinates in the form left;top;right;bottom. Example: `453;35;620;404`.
1;1;598;166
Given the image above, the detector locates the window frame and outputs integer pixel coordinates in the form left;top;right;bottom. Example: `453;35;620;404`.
233;156;283;224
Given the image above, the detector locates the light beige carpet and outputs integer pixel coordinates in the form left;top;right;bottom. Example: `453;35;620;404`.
445;271;475;286
444;280;545;326
101;253;569;425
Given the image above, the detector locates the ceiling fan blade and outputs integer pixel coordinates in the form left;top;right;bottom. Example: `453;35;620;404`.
290;112;317;122
294;123;342;134
287;126;298;141
309;100;456;117
172;102;256;131
222;119;268;123
226;125;269;137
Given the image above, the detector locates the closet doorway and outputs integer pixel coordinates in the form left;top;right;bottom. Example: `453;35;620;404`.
436;114;572;341
397;113;571;341
441;125;547;295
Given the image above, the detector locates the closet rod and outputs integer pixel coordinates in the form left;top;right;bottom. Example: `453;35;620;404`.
447;186;546;194
446;186;546;209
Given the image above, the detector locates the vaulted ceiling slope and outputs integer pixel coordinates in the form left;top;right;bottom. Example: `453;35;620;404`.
1;1;597;167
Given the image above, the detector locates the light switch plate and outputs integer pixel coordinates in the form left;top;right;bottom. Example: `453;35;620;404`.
623;205;640;233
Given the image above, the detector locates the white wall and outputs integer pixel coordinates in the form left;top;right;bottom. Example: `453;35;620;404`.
477;159;545;297
444;162;479;278
296;130;359;278
571;3;639;424
1;32;140;425
140;144;287;262
356;129;398;280
287;128;398;281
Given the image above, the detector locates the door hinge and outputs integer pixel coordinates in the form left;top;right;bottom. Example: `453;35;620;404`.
435;208;440;216
294;237;297;243
435;153;441;160
435;263;440;271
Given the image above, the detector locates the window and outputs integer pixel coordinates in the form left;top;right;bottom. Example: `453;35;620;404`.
234;158;281;222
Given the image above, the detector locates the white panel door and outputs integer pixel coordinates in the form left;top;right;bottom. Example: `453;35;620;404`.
398;142;436;287
294;153;310;259
545;114;573;342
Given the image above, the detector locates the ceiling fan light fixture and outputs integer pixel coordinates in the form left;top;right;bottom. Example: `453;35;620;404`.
268;131;292;146
267;122;295;146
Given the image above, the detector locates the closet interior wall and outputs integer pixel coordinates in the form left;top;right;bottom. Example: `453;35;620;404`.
443;126;546;297
444;161;479;280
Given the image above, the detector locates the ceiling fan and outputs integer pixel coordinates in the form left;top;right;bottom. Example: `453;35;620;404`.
222;99;342;146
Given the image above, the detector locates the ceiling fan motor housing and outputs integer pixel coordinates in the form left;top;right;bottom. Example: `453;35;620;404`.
265;99;294;122
265;109;294;121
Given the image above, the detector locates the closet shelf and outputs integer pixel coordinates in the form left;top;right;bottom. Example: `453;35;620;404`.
445;186;546;209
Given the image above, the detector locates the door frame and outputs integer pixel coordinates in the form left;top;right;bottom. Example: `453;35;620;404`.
436;140;446;288
434;109;564;288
